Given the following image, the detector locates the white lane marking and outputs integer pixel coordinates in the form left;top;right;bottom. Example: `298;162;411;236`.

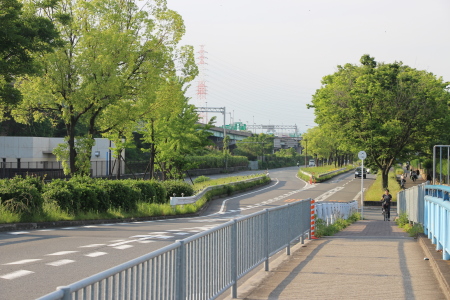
108;240;137;247
38;229;56;232
85;252;107;257
353;189;366;201
137;240;153;244
132;221;144;224
173;232;189;235
79;244;105;248
0;270;34;280
118;223;131;226
315;187;344;201
7;231;29;235
113;245;133;250
109;239;126;242
83;225;98;228
132;234;173;240
61;227;77;230
47;259;75;266
166;229;182;232
100;224;114;226
4;259;41;265
47;251;78;256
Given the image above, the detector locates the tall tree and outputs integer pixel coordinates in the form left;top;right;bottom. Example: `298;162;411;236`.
14;0;196;175
141;77;212;180
310;55;450;188
0;0;59;122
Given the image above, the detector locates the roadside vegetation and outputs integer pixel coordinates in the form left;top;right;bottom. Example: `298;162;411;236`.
396;212;424;237
314;212;361;237
364;170;401;202
0;174;269;224
297;165;354;183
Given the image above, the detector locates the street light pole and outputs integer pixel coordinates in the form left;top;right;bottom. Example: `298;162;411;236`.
304;138;308;168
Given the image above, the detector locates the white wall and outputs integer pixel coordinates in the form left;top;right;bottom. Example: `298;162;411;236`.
0;137;124;176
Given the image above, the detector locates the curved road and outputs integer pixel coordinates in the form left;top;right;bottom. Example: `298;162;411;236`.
0;167;374;299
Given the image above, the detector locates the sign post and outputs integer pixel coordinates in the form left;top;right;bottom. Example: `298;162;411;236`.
358;151;367;219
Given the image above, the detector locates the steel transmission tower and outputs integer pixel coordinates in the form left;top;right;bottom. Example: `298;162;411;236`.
196;45;208;123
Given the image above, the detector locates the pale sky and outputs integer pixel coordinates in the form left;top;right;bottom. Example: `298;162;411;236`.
168;0;450;135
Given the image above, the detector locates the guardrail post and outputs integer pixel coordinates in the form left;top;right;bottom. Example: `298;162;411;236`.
58;287;71;300
286;203;291;255
231;219;238;298
264;209;270;271
176;240;186;300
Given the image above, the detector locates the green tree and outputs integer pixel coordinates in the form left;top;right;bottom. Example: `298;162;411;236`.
14;0;196;176
310;55;450;188
235;133;274;164
141;78;213;180
0;0;59;121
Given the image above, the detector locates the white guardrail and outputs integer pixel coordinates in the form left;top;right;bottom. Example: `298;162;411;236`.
37;199;312;300
170;175;267;206
315;201;359;225
299;167;347;179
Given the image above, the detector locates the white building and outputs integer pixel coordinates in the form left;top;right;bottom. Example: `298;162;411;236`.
0;137;123;178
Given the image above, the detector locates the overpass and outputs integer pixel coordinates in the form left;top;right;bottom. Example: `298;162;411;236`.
205;125;252;149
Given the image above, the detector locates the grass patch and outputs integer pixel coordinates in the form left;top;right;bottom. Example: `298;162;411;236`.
314;212;361;237
364;171;401;202
192;173;266;193
298;165;353;183
0;174;269;224
396;212;424;237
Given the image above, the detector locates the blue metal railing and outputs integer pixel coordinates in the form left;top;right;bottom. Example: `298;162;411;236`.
424;185;450;260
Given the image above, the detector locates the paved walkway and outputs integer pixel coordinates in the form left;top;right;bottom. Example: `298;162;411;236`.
228;207;449;300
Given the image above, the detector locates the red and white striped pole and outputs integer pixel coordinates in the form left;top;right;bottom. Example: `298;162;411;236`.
310;199;318;239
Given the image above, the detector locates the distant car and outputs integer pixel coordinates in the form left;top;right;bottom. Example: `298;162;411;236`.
355;167;367;179
308;159;315;167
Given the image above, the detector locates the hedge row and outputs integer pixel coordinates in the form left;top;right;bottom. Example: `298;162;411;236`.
187;155;249;169
0;176;194;215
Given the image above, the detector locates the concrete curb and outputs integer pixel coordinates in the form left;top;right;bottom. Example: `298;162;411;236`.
418;234;450;299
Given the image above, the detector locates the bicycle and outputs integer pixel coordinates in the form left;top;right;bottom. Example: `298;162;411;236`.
382;206;390;221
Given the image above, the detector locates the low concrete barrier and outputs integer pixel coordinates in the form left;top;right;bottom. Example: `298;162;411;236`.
170;175;268;206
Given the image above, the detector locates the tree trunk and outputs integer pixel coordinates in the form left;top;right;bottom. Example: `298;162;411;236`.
67;118;77;176
381;167;389;189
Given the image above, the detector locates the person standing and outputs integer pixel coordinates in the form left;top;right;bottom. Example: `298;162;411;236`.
381;189;392;221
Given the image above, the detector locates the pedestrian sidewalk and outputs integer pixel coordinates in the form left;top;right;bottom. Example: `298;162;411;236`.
227;207;450;300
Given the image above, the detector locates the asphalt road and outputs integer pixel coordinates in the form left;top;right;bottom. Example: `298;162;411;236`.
0;167;373;300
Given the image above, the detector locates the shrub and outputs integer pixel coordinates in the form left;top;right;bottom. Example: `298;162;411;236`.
97;180;139;212
0;176;44;216
43;179;79;213
161;180;194;201
193;176;210;184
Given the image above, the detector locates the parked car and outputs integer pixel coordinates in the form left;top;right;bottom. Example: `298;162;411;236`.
355;167;367;179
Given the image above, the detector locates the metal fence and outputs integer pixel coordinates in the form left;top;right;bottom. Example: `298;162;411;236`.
37;199;312;300
316;201;359;225
424;185;450;260
396;182;427;225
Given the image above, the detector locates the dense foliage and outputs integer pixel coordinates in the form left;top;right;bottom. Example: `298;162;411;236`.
0;176;193;219
309;55;450;188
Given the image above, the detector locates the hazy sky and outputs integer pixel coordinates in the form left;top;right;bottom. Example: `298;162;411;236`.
168;0;450;135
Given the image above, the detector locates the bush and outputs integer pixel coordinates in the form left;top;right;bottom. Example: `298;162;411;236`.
193;176;210;184
43;179;76;213
0;176;45;216
161;180;194;202
97;180;139;212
